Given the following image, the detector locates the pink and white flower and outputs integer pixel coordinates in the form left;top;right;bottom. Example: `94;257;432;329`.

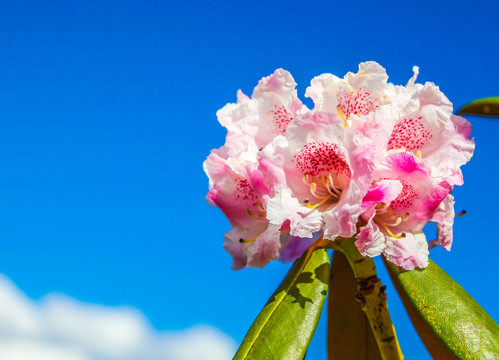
203;70;316;269
260;111;375;242
388;80;475;186
217;69;307;149
204;144;280;270
205;62;474;270
357;151;451;269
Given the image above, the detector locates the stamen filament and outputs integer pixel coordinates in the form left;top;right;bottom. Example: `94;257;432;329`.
327;174;342;196
375;217;406;239
302;173;310;186
455;210;467;217
384;216;403;227
376;202;390;213
337;107;349;129
254;202;265;212
310;181;322;198
247;206;267;222
304;195;333;209
239;229;266;243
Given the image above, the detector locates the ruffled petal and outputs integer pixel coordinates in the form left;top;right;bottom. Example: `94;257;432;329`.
390;83;475;185
362;179;403;210
245;224;281;268
322;182;362;239
223;229;248;270
305;73;344;113
429;194;455;250
344;61;389;97
384;232;429;270
266;188;322;238
356;214;386;257
217;69;305;148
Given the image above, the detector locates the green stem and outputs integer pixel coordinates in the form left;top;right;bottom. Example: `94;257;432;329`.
322;237;404;360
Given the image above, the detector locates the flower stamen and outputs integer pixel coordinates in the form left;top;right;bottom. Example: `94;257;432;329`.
337;107;349;129
455;210;466;217
384;216;403;227
310;180;320;198
376;202;391;214
254;202;265;212
247;205;267;222
304;195;333;209
302;173;310;186
239;229;266;243
375;217;406;239
325;174;342;196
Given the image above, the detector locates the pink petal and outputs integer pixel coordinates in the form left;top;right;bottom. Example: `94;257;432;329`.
429;194;455;251
246;224;281;268
356;216;386;257
362;179;403;210
384;232;429;270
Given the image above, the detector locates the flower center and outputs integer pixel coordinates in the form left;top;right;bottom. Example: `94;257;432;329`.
372;181;417;238
373;202;408;239
246;201;267;222
302;173;343;209
388;181;418;215
293;142;351;210
235;178;267;222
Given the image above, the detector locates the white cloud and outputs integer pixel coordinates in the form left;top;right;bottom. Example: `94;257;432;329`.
0;275;237;360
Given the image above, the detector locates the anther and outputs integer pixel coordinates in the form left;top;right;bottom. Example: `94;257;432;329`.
302;173;310;186
455;210;467;217
385;216;403;226
311;181;317;193
376;202;390;213
254;202;265;212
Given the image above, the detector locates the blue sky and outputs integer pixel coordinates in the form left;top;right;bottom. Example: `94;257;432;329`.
0;0;497;358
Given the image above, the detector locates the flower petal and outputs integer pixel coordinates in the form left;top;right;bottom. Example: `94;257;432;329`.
245;224;281;268
362;179;403;210
384;232;429;270
266;188;322;238
279;233;321;263
356;217;386;257
429;194;455;251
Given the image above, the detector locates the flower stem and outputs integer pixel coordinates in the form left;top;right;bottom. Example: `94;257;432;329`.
321;237;404;360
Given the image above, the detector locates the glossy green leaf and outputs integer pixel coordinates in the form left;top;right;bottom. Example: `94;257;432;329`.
458;97;499;117
385;258;499;359
328;250;382;360
233;248;330;360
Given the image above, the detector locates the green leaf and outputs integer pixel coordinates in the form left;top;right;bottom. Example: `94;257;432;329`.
328;250;382;360
458;97;499;117
384;258;499;359
233;247;330;360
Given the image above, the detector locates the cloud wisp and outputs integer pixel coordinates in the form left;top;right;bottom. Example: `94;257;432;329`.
0;275;236;360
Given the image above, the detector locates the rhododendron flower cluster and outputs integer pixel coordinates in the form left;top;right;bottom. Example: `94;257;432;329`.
204;62;474;271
